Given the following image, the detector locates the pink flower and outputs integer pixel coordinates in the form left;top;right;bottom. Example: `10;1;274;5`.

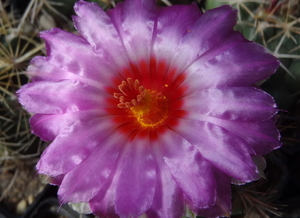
17;0;280;217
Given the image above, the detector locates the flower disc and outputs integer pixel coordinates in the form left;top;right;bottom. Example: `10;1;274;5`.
106;58;187;141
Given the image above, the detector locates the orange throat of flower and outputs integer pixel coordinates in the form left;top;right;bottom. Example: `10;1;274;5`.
106;58;187;141
114;78;169;129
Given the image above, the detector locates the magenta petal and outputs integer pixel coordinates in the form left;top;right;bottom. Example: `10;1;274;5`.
214;119;281;155
88;165;118;218
191;112;280;155
175;120;259;182
146;146;184;218
185;87;277;121
160;131;217;209
152;4;201;60
185;38;279;89
57;133;125;203
89;139;157;218
29;28;115;88
196;171;232;217
30;114;62;141
73;1;128;69
107;0;156;63
17;80;105;114
170;5;237;71
183;99;280;155
180;5;237;52
89;168;119;218
37;117;115;176
115;140;156;217
30;110;102;141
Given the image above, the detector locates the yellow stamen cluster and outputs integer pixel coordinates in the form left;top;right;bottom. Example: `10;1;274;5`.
114;78;169;128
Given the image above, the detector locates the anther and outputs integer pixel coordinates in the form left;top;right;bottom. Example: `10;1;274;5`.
114;78;145;108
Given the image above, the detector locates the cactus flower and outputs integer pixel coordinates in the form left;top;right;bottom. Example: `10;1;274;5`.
17;0;280;217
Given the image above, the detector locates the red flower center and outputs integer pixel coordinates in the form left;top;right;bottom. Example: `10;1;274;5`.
106;58;187;141
114;78;169;128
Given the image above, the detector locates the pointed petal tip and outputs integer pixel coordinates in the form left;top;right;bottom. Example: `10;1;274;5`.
74;0;102;17
39;27;61;39
209;4;238;17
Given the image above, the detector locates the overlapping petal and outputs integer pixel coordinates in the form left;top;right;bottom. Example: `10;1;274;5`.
159;131;217;209
107;0;156;64
196;171;232;218
152;4;201;60
28;28;116;89
185;39;279;90
168;5;238;72
36;117;116;176
73;1;128;70
181;43;278;93
29;110;102;141
184;87;277;122
146;146;184;218
89;166;119;218
213;119;281;155
89;139;156;218
182;101;280;155
58;132;125;203
174;119;260;182
18;80;106;114
115;139;156;217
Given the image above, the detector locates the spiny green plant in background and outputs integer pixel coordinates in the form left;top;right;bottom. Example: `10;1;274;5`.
0;0;85;214
0;0;47;214
231;178;283;218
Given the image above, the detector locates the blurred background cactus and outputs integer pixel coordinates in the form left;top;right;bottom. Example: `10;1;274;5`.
1;0;44;215
0;0;299;217
0;0;50;215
